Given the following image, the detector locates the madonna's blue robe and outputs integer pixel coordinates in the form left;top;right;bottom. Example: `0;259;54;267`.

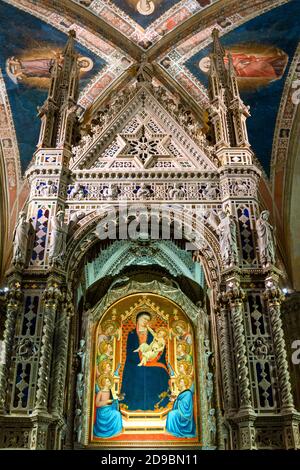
121;329;170;410
166;389;196;438
93;390;123;438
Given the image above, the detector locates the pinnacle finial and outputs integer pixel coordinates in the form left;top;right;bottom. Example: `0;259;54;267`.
62;29;76;57
227;52;236;75
211;28;225;58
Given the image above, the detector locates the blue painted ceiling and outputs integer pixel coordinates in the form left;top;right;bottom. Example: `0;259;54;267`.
0;0;299;176
112;0;182;28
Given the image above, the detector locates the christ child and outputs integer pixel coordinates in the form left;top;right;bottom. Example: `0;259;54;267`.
134;326;167;366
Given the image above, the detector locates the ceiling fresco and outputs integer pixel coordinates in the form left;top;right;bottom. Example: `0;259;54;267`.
160;0;300;174
0;0;107;171
111;0;183;28
0;0;299;178
74;0;217;49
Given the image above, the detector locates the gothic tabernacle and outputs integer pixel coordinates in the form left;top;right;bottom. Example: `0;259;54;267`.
0;0;300;452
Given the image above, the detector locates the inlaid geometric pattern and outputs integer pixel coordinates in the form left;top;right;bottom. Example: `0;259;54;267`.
31;207;50;265
22;296;39;336
237;206;255;264
119;124;170;168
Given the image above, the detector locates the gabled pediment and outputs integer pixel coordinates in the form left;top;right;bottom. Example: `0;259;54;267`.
70;85;216;172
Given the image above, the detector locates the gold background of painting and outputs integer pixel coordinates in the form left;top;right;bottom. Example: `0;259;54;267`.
88;292;202;448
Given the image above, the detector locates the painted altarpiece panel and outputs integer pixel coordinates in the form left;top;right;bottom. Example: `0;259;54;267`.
87;292;205;448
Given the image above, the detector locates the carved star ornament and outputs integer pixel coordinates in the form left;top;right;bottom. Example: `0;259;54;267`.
118;124;170;168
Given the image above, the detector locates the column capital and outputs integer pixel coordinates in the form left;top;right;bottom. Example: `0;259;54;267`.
264;274;284;303
218;276;245;306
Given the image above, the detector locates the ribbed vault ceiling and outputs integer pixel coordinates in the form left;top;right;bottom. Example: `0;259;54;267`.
0;0;299;180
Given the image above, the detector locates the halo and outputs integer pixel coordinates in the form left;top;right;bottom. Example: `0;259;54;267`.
77;56;93;72
133;310;152;325
177;341;191;354
101;320;117;334
172;320;187;332
98;359;113;374
98;340;113;355
97;373;113;389
177;360;193;376
156;326;168;337
175;374;192;390
199;56;211;73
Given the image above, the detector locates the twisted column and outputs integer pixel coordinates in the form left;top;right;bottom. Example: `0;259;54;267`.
0;283;23;413
264;276;295;414
224;279;253;412
216;301;237;411
50;292;73;416
231;302;252;409
35;285;62;413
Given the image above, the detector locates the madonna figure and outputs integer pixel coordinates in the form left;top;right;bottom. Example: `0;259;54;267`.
166;377;196;438
121;312;170;411
93;375;122;439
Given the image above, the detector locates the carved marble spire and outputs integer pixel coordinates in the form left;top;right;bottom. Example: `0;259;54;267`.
208;29;250;149
37;30;80;151
208;30;231;148
211;29;226;83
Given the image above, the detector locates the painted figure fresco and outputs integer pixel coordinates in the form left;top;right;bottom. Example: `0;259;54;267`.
224;52;287;79
199;46;288;84
92;295;199;444
6;53;93;88
172;319;192;344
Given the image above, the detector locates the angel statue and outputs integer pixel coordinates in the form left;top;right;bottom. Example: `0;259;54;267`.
206;210;239;268
77;339;86;375
48;210;67;265
12;211;30;266
218;211;239;267
256;210;276;267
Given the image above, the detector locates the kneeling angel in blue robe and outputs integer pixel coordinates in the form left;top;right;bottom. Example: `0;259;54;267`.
166;379;196;438
93;377;123;438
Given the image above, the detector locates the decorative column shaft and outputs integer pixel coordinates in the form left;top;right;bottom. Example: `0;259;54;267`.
223;278;253;413
50;293;73;416
264;276;295;414
231;302;252;410
35;284;62;413
221;278;257;450
0;280;23;413
216;303;237;411
64;350;78;449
